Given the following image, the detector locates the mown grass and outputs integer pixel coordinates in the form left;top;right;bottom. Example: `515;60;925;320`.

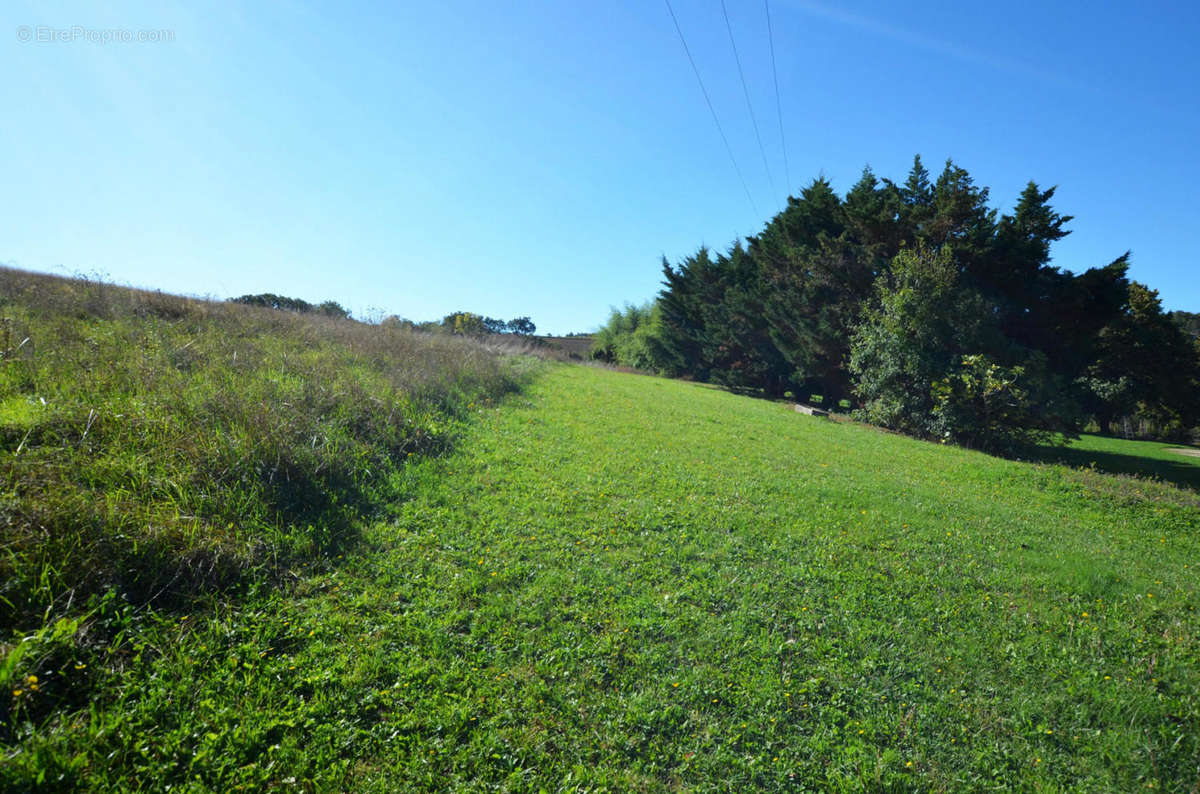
0;268;528;744
6;359;1198;791
1029;433;1200;492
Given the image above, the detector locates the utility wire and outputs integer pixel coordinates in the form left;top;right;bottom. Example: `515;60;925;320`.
721;0;777;204
764;0;791;195
663;0;758;218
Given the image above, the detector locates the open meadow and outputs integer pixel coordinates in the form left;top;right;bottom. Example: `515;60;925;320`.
3;284;1198;790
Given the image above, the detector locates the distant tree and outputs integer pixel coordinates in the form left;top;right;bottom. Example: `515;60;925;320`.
381;315;414;331
506;317;536;335
1169;310;1200;339
442;312;487;336
231;293;313;313
317;300;351;320
230;293;352;319
1085;282;1200;435
482;316;509;334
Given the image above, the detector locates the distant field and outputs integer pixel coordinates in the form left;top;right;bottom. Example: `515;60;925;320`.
1033;432;1200;491
534;334;594;359
7;361;1197;791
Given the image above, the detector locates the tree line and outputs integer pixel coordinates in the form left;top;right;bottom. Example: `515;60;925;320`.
230;295;537;338
594;156;1200;450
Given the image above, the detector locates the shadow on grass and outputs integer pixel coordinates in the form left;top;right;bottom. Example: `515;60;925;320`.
1025;440;1200;492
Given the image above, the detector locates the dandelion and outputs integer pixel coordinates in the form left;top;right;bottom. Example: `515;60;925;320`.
12;689;23;697
905;761;913;768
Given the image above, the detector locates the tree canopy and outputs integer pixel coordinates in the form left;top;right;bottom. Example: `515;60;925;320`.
615;156;1198;446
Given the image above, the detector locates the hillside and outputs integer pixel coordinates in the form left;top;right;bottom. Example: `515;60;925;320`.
5;351;1197;790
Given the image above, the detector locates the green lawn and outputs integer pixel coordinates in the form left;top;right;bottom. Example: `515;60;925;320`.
1031;432;1200;492
7;364;1199;791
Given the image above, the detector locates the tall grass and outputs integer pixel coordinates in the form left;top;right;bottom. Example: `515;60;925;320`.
0;268;524;642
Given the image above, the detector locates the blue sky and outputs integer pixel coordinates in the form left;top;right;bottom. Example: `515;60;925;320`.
4;0;1198;333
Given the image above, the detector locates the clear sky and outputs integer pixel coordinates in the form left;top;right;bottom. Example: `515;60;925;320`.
4;0;1198;333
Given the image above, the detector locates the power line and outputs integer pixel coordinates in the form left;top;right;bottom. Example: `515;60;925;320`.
662;0;759;218
721;0;777;204
764;0;791;195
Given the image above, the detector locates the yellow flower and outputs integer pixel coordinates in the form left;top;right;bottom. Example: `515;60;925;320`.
25;675;37;684
12;689;23;697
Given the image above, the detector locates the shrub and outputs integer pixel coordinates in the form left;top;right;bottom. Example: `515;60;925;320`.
930;354;1059;453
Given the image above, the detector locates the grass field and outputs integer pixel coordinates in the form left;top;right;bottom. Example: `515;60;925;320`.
1032;432;1200;492
5;359;1197;791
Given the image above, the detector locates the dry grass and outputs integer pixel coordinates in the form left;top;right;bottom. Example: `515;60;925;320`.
0;267;527;639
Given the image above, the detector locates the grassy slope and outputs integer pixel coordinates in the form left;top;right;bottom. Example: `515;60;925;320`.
7;364;1200;791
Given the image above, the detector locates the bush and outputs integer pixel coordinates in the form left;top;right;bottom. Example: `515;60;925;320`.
930;354;1059;453
590;302;675;372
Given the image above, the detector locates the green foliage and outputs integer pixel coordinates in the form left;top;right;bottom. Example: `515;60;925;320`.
230;293;350;319
1169;309;1200;339
648;155;1194;445
442;311;488;336
931;354;1056;452
316;300;351;319
6;365;1196;790
505;316;536;336
443;313;537;337
591;302;676;373
848;244;987;436
1084;283;1200;437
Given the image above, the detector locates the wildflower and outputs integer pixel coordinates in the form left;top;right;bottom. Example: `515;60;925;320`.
12;689;23;697
25;675;37;684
